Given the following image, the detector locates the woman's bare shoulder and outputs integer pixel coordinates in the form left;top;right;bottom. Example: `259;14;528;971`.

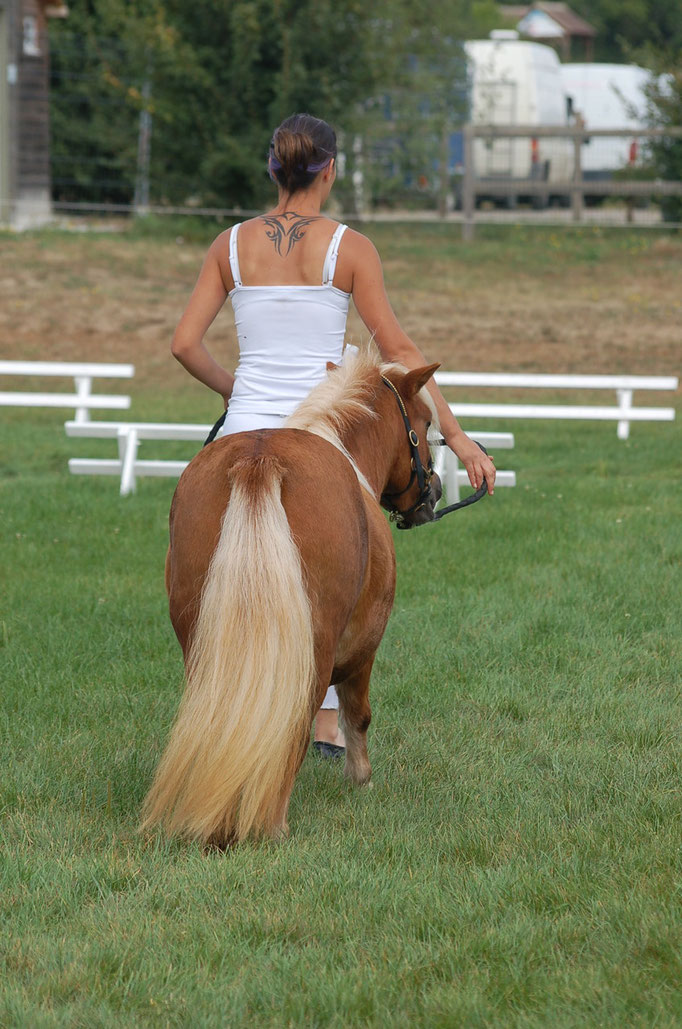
208;226;233;257
205;227;237;291
333;227;383;294
339;228;383;282
209;216;262;247
341;227;380;260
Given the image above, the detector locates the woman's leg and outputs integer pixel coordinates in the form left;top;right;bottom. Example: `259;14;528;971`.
314;685;346;749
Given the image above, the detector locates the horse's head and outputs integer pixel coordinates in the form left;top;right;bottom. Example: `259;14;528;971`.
380;364;442;529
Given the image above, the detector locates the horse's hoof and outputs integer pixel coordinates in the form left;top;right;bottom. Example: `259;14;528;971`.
204;829;236;853
268;823;290;843
344;761;372;787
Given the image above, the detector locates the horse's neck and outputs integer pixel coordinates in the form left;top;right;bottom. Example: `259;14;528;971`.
342;402;399;498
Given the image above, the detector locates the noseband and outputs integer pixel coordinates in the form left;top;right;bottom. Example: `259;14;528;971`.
379;374;489;529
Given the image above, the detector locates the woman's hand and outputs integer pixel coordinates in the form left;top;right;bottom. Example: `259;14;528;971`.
447;430;496;495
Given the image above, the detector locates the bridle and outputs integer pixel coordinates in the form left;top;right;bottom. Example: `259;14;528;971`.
380;375;436;529
379;374;489;529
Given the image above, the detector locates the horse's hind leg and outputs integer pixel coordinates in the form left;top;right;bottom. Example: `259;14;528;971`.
269;790;294;841
336;660;374;786
268;704;319;840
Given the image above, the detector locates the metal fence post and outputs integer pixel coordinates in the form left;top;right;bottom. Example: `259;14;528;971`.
438;121;449;219
571;124;583;223
134;78;153;216
462;123;475;241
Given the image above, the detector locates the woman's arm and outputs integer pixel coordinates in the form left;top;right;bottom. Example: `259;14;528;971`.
170;233;235;407
347;232;496;494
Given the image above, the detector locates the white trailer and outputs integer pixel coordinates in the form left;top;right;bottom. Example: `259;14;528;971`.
559;63;651;178
463;37;573;201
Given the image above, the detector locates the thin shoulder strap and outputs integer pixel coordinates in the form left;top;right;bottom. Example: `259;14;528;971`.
228;222;243;287
322;223;348;286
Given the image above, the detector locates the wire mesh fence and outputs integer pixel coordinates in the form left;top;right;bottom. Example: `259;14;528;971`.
9;28;681;232
46;121;682;233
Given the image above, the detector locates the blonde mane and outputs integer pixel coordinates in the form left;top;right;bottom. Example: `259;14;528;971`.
285;346;406;495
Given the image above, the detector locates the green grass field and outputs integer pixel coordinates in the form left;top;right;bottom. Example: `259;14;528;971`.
1;225;681;1027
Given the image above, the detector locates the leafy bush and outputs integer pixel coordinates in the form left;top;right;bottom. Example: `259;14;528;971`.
644;62;682;223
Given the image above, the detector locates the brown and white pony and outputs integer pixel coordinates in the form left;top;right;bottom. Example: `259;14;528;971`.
142;349;441;847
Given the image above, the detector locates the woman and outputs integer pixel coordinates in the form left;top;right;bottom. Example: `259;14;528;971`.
171;113;496;755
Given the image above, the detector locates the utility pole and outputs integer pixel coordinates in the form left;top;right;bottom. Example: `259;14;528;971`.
462;123;475;241
134;77;152;215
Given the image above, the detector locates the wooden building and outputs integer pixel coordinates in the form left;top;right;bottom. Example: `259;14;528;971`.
0;0;67;228
499;3;596;61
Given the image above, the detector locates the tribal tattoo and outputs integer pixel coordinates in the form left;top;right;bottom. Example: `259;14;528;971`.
260;211;320;256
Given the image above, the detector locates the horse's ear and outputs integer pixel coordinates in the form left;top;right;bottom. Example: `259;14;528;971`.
326;361;340;373
403;362;440;397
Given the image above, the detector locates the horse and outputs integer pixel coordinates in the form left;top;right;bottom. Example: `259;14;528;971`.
141;348;442;847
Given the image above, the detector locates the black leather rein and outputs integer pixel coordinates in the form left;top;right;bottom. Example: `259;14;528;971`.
430;438;489;519
204;411;227;446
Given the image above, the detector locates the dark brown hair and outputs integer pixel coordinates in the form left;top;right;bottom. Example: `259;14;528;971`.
269;113;337;195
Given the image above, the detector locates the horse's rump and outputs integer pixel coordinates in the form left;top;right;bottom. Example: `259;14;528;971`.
166;429;370;653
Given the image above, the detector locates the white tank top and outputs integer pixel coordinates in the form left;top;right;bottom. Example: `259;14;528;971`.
226;221;350;418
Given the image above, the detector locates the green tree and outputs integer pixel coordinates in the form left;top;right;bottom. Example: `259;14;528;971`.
50;0;395;210
49;0;209;206
49;0;516;212
642;58;682;223
569;0;682;64
365;0;497;212
180;0;391;210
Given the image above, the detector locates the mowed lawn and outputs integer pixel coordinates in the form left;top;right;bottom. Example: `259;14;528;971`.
1;224;681;1027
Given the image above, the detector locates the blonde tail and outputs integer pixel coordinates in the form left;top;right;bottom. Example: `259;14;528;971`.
142;456;316;844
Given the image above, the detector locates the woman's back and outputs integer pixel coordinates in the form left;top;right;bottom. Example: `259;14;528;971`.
222;217;350;424
232;214;349;288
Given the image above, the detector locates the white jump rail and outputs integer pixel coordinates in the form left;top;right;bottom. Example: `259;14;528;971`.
66;420;518;501
66;421;212;495
0;361;134;422
434;372;678;440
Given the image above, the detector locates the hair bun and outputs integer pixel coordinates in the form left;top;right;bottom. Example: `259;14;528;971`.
268;113;337;195
272;128;315;176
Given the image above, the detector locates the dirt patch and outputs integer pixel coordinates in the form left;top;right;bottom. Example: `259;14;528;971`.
1;227;680;393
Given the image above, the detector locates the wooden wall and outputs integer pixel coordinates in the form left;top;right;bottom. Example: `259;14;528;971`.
0;0;55;225
18;0;51;190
